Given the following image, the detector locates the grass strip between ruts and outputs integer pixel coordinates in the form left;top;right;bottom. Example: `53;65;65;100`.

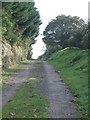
2;77;48;118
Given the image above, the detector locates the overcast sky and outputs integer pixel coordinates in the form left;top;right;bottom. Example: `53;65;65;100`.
32;0;89;59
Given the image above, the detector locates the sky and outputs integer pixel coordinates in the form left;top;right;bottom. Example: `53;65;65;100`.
32;0;89;59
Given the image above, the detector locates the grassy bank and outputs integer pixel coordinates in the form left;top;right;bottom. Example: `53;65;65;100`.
48;47;88;118
2;77;48;118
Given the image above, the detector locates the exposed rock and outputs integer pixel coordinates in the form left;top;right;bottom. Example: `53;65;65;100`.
1;41;25;68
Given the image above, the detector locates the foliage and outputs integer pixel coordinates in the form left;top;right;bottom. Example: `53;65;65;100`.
43;15;88;55
27;50;31;60
2;2;41;47
48;47;88;118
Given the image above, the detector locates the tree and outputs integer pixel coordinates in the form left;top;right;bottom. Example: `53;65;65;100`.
2;2;42;48
43;15;88;49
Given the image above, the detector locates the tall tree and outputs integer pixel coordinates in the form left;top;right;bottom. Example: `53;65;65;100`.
2;2;42;47
43;15;88;49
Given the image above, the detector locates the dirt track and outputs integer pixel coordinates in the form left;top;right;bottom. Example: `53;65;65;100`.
2;61;80;118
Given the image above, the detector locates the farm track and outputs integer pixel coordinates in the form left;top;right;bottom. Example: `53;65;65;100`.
2;61;80;118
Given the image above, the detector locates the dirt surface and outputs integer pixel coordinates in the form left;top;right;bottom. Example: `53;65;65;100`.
2;62;34;107
2;61;80;118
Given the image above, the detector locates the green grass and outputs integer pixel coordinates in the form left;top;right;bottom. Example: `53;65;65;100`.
20;59;30;64
2;77;48;118
48;47;88;118
2;60;30;84
2;64;21;83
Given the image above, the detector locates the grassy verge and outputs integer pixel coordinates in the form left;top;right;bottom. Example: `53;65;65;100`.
48;47;88;118
20;59;30;64
2;77;48;118
2;60;30;84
